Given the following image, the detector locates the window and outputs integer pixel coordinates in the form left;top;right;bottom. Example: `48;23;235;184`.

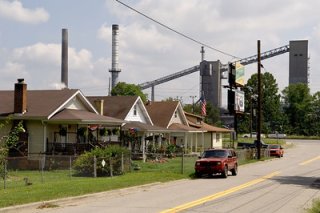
133;105;137;116
174;111;178;118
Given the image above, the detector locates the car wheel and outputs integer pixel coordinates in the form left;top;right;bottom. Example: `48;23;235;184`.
221;165;228;178
195;172;202;178
231;164;238;176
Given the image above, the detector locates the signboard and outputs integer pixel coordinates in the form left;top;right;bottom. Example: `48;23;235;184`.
235;62;245;86
235;90;245;112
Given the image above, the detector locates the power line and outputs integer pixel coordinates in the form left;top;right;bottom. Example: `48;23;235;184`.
115;0;240;59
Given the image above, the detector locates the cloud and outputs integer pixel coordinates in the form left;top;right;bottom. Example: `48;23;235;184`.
0;0;49;24
0;43;108;94
103;0;320;103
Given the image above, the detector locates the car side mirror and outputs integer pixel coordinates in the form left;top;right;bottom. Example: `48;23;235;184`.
198;156;202;159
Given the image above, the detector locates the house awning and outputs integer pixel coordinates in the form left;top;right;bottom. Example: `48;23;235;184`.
122;121;171;133
198;122;232;133
47;109;126;125
168;123;206;133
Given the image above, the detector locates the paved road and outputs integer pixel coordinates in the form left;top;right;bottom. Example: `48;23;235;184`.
1;140;320;213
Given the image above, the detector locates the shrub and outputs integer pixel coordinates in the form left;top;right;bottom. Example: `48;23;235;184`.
73;146;130;177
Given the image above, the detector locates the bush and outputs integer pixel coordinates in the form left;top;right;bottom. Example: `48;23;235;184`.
73;146;130;177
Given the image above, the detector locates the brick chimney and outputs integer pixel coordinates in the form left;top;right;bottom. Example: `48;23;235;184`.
94;99;104;115
14;78;27;114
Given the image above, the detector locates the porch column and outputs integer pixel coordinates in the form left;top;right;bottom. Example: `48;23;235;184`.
190;133;193;152
195;132;198;153
184;132;187;153
202;131;204;152
42;122;47;154
142;132;146;162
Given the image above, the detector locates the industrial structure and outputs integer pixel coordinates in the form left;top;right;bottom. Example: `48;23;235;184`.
109;24;121;89
61;28;68;88
105;25;308;111
138;40;309;110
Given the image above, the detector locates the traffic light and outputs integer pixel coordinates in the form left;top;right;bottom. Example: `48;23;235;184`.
228;90;235;113
228;63;235;86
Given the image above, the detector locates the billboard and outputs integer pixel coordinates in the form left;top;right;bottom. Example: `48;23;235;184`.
227;89;245;113
235;90;245;112
235;62;245;86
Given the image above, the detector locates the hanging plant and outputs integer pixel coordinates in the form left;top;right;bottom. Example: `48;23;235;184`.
77;127;87;137
112;128;119;135
107;129;112;136
59;127;67;136
99;128;107;136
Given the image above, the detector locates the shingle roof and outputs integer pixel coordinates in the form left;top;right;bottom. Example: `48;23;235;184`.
185;112;232;133
145;101;179;128
49;109;125;125
168;123;203;132
87;96;138;119
122;121;169;132
0;89;78;117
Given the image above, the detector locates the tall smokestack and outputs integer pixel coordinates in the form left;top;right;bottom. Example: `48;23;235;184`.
61;28;68;88
109;24;121;90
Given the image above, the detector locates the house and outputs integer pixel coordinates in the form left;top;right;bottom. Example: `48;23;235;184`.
87;96;170;160
145;101;205;152
185;112;232;149
0;79;125;158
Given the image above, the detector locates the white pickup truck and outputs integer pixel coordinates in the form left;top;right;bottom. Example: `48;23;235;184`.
242;132;266;138
267;132;287;139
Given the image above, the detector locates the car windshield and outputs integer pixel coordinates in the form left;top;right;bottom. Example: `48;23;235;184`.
202;150;228;158
269;144;280;149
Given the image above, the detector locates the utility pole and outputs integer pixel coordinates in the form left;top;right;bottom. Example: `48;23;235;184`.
190;96;197;113
257;40;262;160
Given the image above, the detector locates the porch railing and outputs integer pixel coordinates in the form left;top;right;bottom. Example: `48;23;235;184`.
46;141;120;155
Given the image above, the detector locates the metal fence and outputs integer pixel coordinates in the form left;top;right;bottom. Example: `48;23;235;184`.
0;148;270;190
0;154;131;189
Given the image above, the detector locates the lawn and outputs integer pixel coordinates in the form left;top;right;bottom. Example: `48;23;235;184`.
0;154;277;209
0;156;197;208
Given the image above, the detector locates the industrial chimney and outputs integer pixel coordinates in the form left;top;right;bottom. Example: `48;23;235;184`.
61;28;68;88
109;24;121;90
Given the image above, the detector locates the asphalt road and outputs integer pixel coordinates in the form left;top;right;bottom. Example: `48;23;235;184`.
2;140;320;213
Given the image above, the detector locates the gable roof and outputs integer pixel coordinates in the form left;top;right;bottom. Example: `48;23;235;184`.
0;89;81;118
87;96;153;124
185;111;232;133
87;96;137;119
145;101;182;128
49;109;124;125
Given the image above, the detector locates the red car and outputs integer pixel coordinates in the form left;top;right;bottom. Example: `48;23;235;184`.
268;144;284;157
194;149;238;178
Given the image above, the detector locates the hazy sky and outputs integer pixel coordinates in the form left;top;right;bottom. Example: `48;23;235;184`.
1;0;320;107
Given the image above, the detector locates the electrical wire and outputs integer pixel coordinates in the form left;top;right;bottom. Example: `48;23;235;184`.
115;0;241;59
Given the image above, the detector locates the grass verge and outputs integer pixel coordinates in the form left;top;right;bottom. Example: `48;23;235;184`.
0;155;275;208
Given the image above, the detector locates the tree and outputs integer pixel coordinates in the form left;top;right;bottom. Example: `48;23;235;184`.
111;82;148;103
183;102;220;125
240;72;282;133
282;83;312;135
308;92;320;136
0;119;24;179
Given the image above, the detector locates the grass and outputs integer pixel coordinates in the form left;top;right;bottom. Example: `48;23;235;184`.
0;155;279;209
306;199;320;213
0;156;197;208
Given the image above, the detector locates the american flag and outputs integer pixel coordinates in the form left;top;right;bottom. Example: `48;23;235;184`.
200;96;206;116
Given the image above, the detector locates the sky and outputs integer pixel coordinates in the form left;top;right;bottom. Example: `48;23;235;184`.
1;0;320;107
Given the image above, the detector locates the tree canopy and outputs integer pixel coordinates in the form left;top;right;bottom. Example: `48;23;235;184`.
111;82;148;103
239;72;282;133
